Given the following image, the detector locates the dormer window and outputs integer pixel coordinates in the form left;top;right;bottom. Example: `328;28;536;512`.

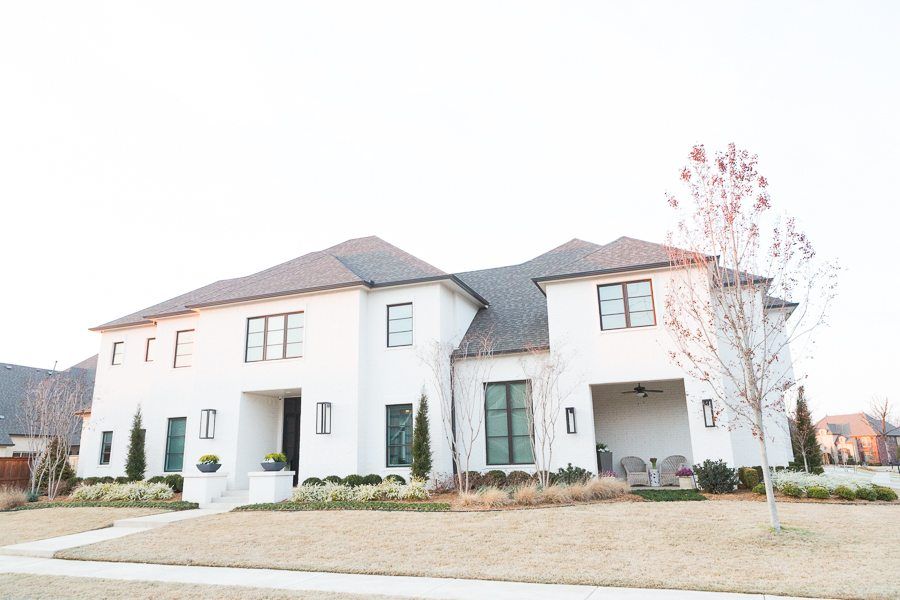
598;280;656;330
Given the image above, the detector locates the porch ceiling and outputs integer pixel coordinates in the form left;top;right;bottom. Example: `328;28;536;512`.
243;387;301;399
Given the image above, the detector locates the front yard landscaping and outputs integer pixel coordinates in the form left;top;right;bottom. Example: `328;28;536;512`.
0;507;165;546
58;500;900;599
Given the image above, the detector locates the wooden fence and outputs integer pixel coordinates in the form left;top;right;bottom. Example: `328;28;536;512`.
0;457;30;489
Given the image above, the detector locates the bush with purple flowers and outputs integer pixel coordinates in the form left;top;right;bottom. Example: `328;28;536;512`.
676;467;693;477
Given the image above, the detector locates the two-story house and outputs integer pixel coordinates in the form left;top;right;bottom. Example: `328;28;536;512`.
78;235;794;489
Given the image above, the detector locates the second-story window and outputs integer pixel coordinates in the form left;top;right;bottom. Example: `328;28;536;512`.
174;330;194;368
598;280;656;330
111;342;124;365
245;312;304;362
145;338;156;362
387;303;413;347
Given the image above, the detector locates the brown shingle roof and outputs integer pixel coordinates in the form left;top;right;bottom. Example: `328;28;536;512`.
816;413;900;438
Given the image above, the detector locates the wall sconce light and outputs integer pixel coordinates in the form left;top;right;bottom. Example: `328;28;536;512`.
702;399;716;428
199;409;216;439
316;402;332;434
565;407;576;434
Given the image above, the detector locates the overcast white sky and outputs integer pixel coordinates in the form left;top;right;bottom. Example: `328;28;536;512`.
1;2;897;419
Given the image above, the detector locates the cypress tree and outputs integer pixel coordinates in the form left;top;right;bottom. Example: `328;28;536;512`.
125;405;146;481
791;387;822;473
410;392;433;480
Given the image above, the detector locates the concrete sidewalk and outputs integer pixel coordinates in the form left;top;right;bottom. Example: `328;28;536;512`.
0;555;823;600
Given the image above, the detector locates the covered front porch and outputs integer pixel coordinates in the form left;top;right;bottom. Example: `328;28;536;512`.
591;379;693;486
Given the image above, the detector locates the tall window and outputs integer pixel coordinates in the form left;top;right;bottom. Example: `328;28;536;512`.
99;431;113;464
111;342;124;365
174;330;194;368
145;338;156;362
387;303;413;347
597;280;656;330
485;381;533;465
386;404;413;467
164;417;186;472
245;312;304;362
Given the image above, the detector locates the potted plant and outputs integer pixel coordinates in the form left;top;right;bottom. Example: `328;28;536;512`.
261;452;287;472
596;443;613;474
196;454;221;473
677;467;695;489
649;457;658;470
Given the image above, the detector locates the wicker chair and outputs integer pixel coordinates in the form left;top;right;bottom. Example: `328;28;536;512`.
621;456;650;486
659;455;688;487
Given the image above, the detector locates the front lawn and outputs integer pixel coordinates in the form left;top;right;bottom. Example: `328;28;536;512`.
0;507;164;546
58;500;900;599
632;489;706;501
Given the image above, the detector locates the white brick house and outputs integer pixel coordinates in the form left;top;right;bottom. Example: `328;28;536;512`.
77;236;794;489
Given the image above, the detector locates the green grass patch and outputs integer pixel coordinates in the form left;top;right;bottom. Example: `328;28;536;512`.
235;501;451;512
5;500;198;512
632;489;707;502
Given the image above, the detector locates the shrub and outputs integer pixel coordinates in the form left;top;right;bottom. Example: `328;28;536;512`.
512;483;540;505
114;477;131;484
806;486;830;499
71;482;174;502
693;459;737;494
361;474;382;485
410;392;433;480
323;475;342;484
164;474;183;493
555;463;591;485
146;476;166;485
538;484;572;504
463;471;482;489
477;486;510;507
584;477;629;499
292;479;429;503
506;470;532;486
384;474;406;485
855;486;877;501
632;489;706;502
341;474;366;487
752;483;766;495
0;486;27;511
873;486;898;501
834;485;856;500
676;467;694;477
780;482;803;497
302;477;324;486
125;406;146;481
481;470;508;488
737;467;759;489
198;454;220;464
264;452;287;463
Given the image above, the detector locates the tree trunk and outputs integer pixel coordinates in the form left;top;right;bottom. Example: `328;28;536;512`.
756;433;781;532
802;452;809;473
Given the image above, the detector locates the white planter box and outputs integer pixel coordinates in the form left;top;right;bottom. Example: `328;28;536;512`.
248;471;295;504
182;472;228;504
678;476;695;489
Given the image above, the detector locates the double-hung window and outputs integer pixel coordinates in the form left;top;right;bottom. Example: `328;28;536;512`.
99;431;113;465
245;312;304;362
387;303;413;347
597;280;656;330
164;417;186;472
485;381;533;465
174;330;194;368
385;404;413;467
111;342;124;365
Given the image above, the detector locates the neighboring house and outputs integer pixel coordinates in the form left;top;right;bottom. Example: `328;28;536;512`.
815;413;900;465
0;357;97;465
78;236;795;489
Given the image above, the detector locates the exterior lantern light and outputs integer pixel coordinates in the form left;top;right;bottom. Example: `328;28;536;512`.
316;402;332;434
702;399;716;428
199;409;216;439
565;407;576;434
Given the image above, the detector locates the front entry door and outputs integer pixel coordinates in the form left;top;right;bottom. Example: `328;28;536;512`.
282;397;301;485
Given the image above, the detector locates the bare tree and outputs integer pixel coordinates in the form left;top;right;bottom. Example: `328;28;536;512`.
519;345;577;487
421;330;496;493
665;144;838;532
19;369;90;499
869;396;898;465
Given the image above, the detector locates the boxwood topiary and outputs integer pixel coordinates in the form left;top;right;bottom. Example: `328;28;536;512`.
806;485;829;499
693;459;738;494
752;482;766;495
384;474;406;484
301;477;324;487
362;474;382;485
164;474;184;493
855;486;877;501
342;474;366;487
114;476;131;484
506;470;532;486
873;485;898;501
780;482;803;497
323;475;342;484
146;476;166;485
482;470;508;487
834;485;856;500
737;467;759;489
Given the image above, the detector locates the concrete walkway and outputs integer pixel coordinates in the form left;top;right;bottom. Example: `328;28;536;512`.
0;555;821;600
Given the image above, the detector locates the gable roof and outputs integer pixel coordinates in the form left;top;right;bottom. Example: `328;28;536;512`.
93;236;485;331
532;236;672;284
815;413;900;438
0;361;95;447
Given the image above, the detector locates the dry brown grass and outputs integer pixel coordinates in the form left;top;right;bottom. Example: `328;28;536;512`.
58;501;900;599
0;507;163;546
511;483;539;505
476;486;509;507
0;486;26;511
0;574;418;600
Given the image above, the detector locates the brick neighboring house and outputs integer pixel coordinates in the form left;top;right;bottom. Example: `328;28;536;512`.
815;413;900;466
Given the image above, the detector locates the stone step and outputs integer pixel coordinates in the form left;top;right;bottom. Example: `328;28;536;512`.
222;489;250;498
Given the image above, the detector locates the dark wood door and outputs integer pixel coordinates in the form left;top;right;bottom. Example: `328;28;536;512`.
282;397;301;485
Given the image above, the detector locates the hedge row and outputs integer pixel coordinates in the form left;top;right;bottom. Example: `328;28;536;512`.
6;500;198;512
235;501;450;512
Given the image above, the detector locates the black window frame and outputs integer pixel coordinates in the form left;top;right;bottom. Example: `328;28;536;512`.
99;431;113;465
385;403;413;467
111;342;124;365
245;312;305;362
173;330;194;368
164;417;187;472
145;337;156;362
485;380;534;466
597;279;657;331
386;303;413;348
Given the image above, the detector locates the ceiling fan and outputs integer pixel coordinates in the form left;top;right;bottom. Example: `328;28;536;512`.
622;383;663;398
